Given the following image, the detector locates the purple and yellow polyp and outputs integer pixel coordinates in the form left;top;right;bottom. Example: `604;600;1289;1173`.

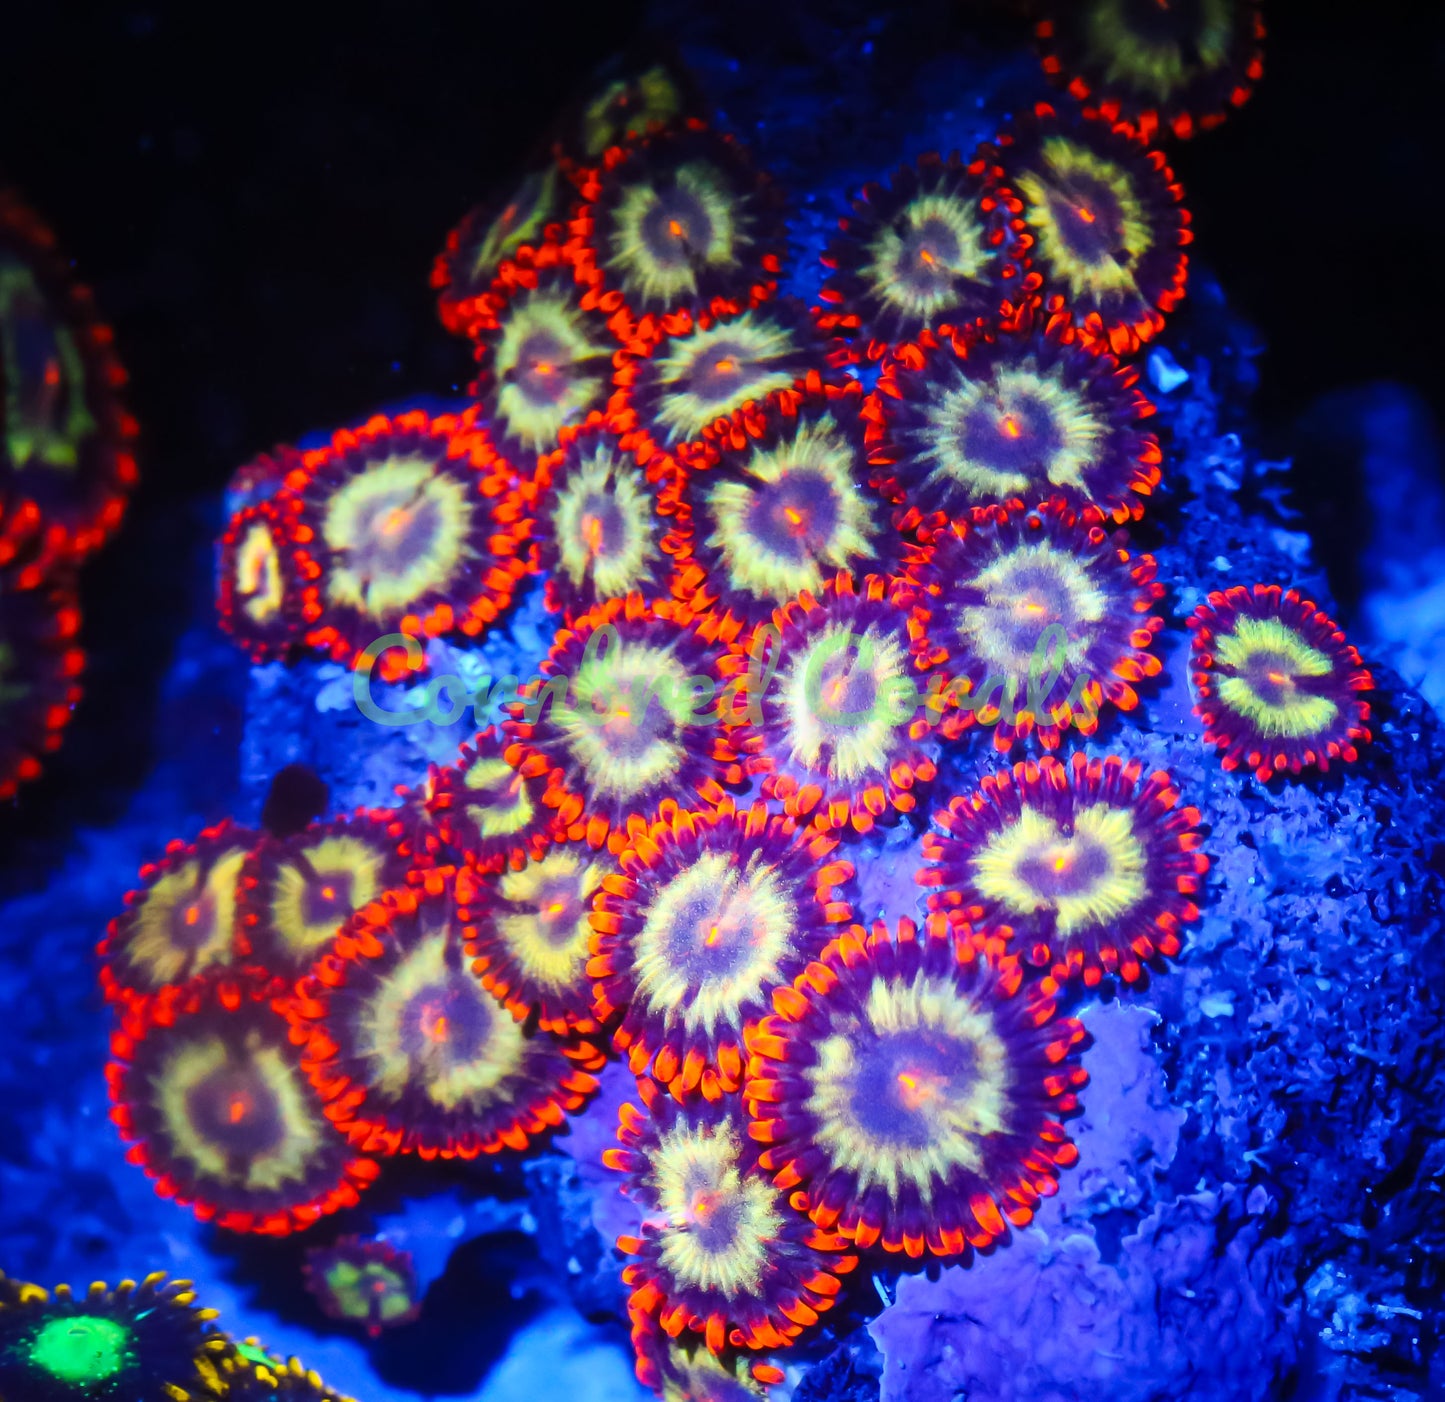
745;915;1085;1259
906;499;1163;751
105;981;378;1235
287;410;528;672
870;322;1161;523
294;876;602;1159
429;726;554;873
919;753;1209;986
1189;583;1374;781
992;103;1191;356
239;810;410;988
590;800;853;1101
531;422;675;620
605;1094;856;1357
818;150;1008;350
672;382;902;631
99;820;257;1014
723;573;937;834
464;840;616;1034
504;593;738;851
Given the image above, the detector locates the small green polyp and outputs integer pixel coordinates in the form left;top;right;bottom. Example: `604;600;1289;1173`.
29;1314;132;1386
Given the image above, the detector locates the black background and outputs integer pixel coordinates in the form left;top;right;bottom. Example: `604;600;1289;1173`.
2;3;1440;505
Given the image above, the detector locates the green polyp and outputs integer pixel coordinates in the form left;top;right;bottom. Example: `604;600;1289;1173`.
28;1313;132;1385
236;1340;275;1367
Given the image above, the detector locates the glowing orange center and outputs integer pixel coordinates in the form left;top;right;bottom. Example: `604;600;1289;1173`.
44;359;61;389
896;1070;942;1112
1053;852;1071;873
1267;671;1289;685
544;901;567;917
690;1188;727;1225
533;360;554;376
919;247;937;266
227;1094;250;1125
1000;414;1022;439
419;1006;449;1044
582;515;604;554
379;506;412;537
714;357;736;373
183;905;201;927
703;921;722;948
320;885;336;901
668;219;686;239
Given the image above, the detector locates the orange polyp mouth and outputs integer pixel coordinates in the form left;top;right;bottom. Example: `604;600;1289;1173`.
668;219;685;238
714;357;736;373
1076;206;1097;225
1052;852;1070;873
919;247;937;266
320;885;336;901
379;507;412;538
1267;671;1289;685
184;905;201;926
421;1010;450;1044
896;1069;940;1111
583;516;604;554
704;921;722;948
1001;415;1022;439
228;1094;250;1125
533;360;555;376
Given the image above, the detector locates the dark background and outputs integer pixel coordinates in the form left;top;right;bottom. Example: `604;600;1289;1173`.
1;0;1441;843
2;3;1441;505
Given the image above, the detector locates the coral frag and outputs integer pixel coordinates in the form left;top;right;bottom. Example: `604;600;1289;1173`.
98;819;257;1014
238;809;411;989
610;298;833;477
1188;582;1374;781
427;725;555;873
919;753;1209;986
572;121;786;335
468;242;624;472
531;420;677;619
590;799;853;1099
463;840;616;1035
870;321;1161;524
216;500;306;662
745;916;1086;1259
432;164;572;337
302;1235;421;1338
